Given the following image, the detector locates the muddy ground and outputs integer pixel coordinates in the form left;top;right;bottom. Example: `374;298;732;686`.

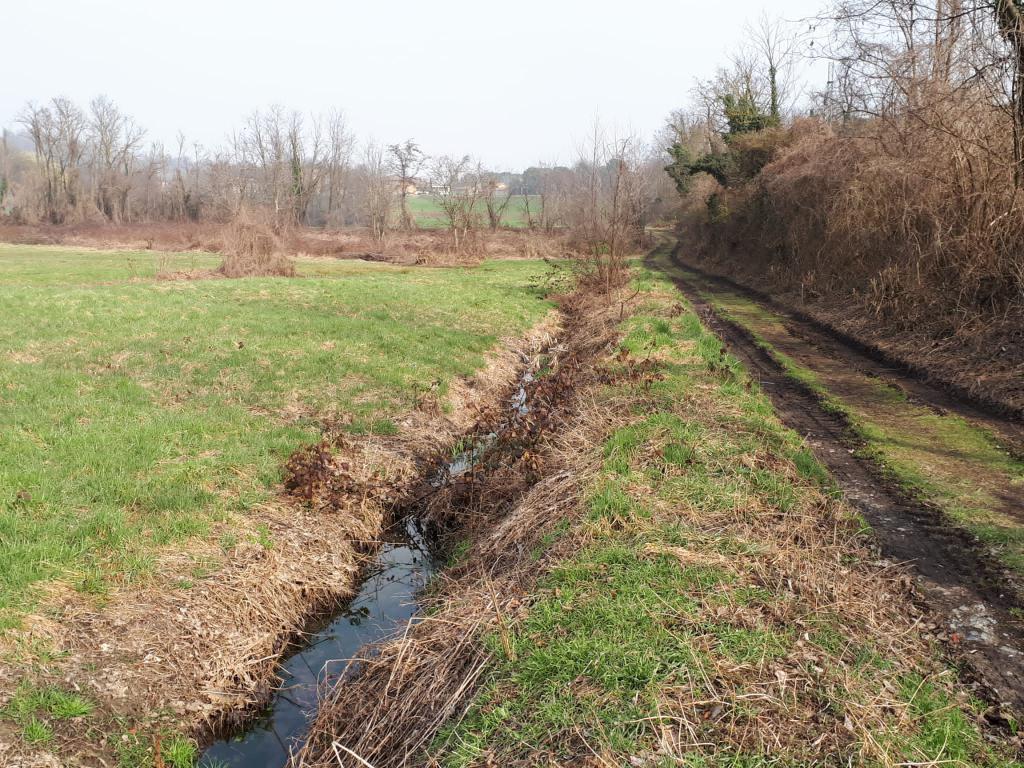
681;233;1024;422
660;246;1024;715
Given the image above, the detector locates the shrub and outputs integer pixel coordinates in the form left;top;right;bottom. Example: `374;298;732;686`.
217;208;295;278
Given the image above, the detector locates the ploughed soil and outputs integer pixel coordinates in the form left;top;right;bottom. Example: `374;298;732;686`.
660;246;1024;714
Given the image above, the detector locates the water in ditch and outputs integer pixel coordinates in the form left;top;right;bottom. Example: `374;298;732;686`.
200;518;438;765
200;368;537;766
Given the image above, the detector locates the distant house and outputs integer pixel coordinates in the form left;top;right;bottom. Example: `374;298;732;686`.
386;176;419;196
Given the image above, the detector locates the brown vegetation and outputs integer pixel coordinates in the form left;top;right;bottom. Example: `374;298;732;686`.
0;221;569;266
667;1;1024;412
216;210;295;278
293;265;623;768
682;107;1024;412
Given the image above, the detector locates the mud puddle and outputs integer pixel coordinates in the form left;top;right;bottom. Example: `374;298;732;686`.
201;518;438;765
657;247;1024;715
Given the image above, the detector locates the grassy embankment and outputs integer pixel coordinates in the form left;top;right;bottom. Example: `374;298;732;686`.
428;253;1020;766
0;244;553;629
677;266;1024;579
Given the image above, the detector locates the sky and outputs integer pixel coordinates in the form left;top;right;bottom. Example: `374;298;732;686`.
1;0;826;171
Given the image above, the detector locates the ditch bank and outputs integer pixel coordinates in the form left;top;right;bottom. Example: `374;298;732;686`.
200;299;587;764
657;245;1024;716
288;277;626;767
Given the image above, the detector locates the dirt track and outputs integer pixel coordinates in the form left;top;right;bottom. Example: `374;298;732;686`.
656;246;1024;716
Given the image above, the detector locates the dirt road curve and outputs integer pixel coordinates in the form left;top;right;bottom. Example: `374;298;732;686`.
656;247;1024;717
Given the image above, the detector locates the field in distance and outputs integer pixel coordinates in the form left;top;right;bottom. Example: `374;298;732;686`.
407;194;540;229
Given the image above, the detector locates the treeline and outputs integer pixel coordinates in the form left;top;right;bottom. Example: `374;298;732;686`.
0;99;674;258
664;2;1024;404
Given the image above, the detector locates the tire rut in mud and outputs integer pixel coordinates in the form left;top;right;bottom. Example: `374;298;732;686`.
655;248;1024;716
674;256;1024;440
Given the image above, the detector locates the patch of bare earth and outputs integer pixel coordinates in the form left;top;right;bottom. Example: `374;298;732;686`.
0;314;562;767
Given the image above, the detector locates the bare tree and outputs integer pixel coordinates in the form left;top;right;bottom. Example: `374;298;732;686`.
995;0;1024;182
19;97;88;223
324;109;354;225
286;111;326;225
0;130;10;212
361;142;392;241
568;120;648;290
482;173;514;230
88;95;146;222
430;154;483;251
387;139;425;230
747;13;803;121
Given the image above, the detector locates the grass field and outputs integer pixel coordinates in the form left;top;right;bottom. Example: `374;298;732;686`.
406;195;539;229
0;244;552;627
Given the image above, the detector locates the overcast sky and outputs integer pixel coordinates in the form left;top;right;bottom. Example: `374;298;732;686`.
1;0;825;170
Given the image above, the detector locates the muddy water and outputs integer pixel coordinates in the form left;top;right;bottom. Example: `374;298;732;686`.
201;519;438;765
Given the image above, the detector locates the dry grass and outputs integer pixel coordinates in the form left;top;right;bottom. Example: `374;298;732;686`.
216;210;296;278
688;96;1024;412
293;468;588;768
0;222;569;268
292;280;625;768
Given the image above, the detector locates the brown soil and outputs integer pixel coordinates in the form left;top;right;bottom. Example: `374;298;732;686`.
0;317;561;767
660;247;1024;715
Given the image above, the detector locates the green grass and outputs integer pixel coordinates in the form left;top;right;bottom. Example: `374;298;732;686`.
0;244;553;625
2;682;93;745
434;265;808;764
431;255;1019;767
405;195;539;229
160;735;198;768
113;728;199;768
